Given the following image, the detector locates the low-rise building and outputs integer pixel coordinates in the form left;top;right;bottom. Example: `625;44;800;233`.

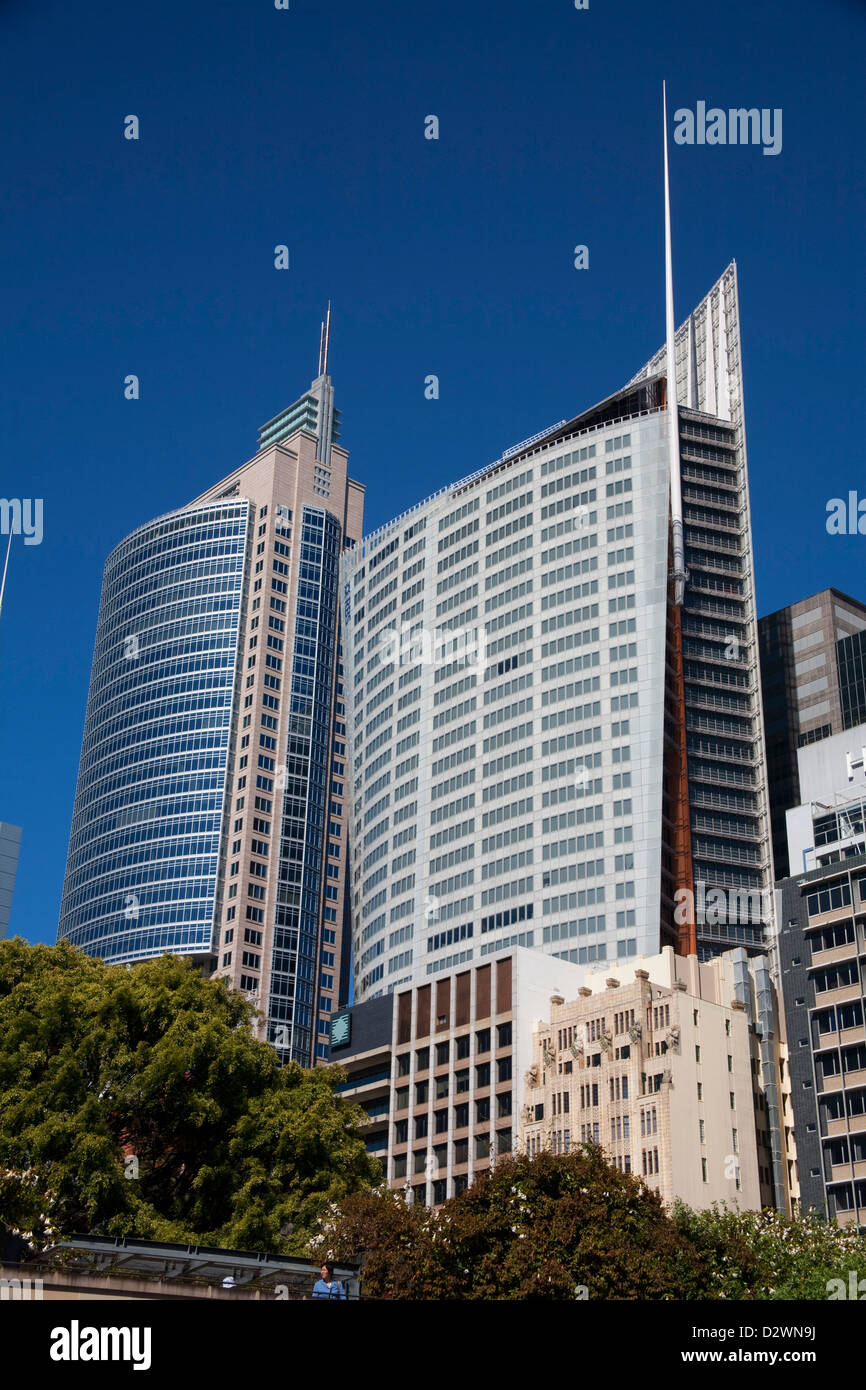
333;944;794;1214
521;947;794;1214
331;949;585;1203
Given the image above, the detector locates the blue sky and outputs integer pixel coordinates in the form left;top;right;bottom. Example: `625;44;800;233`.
1;0;863;945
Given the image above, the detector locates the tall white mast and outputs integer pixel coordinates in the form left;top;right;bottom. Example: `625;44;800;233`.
0;533;11;625
664;80;687;606
318;301;332;378
315;302;334;464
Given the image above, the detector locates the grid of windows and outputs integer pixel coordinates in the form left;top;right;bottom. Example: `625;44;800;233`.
345;275;767;992
59;501;250;961
346;419;654;995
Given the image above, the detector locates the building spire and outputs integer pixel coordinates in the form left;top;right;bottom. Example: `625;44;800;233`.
318;301;332;378
314;303;335;463
0;533;11;626
664;81;687;607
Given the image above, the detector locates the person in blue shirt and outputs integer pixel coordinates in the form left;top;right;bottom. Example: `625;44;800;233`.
312;1261;347;1300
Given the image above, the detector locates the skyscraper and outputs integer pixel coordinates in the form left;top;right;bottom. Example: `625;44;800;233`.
342;262;775;1003
59;318;364;1064
759;588;866;880
1;539;24;943
0;822;22;940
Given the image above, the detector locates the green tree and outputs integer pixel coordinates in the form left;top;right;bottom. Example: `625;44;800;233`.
311;1146;719;1299
671;1201;866;1300
313;1150;866;1300
0;938;379;1252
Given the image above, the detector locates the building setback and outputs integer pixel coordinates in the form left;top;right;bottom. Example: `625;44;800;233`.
759;588;866;880
59;324;363;1064
342;264;775;1004
332;944;795;1213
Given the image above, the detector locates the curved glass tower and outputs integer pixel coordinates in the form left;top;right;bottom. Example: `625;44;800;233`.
59;500;250;963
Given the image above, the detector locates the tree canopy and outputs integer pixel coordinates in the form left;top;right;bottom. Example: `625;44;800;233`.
6;937;866;1299
0;938;379;1254
310;1147;866;1301
310;1147;718;1299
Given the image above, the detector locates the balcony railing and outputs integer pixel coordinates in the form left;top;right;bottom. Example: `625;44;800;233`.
692;814;761;842
687;712;754;739
687;736;756;765
691;786;756;813
689;763;756;790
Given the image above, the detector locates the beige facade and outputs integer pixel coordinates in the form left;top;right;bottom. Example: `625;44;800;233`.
521;947;796;1214
58;328;364;1066
188;370;364;1061
335;944;796;1214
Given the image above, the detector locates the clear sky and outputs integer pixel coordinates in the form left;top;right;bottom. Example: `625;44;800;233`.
1;0;864;945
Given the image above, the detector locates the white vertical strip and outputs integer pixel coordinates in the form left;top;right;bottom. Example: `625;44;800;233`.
663;81;686;606
0;533;11;625
718;281;732;422
705;299;718;417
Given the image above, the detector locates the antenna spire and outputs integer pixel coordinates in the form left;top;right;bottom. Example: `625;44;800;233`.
664;81;687;606
0;533;11;625
318;301;332;378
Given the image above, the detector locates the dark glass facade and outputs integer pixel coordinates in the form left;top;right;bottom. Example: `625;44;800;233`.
759;593;866;882
838;629;866;731
269;507;342;1063
680;413;769;953
758;605;800;882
